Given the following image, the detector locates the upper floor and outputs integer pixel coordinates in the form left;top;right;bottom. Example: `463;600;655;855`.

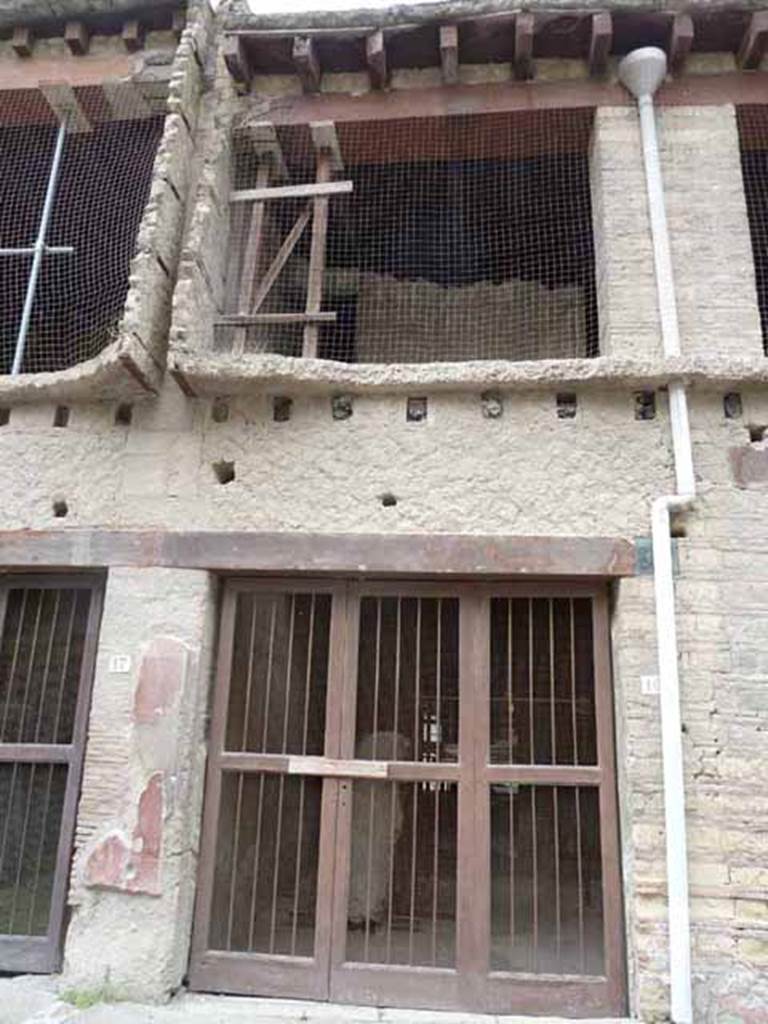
2;0;768;406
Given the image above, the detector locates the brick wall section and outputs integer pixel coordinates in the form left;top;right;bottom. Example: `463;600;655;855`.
63;567;216;1000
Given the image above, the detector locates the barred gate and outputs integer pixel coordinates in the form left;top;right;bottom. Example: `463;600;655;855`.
0;576;102;972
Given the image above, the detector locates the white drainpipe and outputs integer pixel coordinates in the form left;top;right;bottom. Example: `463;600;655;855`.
618;47;695;1024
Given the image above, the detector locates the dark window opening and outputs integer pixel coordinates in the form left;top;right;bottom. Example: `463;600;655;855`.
738;105;768;355
0;100;164;375
223;109;598;365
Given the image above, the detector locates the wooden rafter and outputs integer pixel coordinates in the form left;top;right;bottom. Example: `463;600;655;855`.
231;180;352;203
440;25;459;85
64;21;90;56
738;11;768;70
121;19;145;53
223;35;253;92
668;14;694;75
588;13;612;76
514;13;534;80
40;82;92;133
311;121;344;174
11;26;33;58
366;29;388;89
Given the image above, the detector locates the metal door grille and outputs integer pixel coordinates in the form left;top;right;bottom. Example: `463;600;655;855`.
0;576;101;972
192;580;624;1017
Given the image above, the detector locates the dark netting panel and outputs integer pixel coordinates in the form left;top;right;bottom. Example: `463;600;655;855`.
0;91;164;374
225;108;598;364
738;105;768;355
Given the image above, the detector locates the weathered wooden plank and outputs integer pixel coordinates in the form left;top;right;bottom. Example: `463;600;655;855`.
230;180;352;203
293;35;321;93
303;152;332;358
250;203;312;314
514;13;535;80
233;161;270;357
588;13;612;76
0;530;637;577
669;13;694;75
223;34;252;90
64;21;90;56
218;311;337;325
440;24;459;85
738;10;768;70
40;82;92;134
311;120;344;173
366;29;387;90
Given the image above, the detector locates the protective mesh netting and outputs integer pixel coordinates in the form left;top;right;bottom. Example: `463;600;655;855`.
0;89;164;375
737;105;768;356
223;108;598;364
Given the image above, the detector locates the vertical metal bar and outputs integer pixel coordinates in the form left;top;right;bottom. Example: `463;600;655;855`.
413;599;422;760
12;120;68;376
301;595;316;757
33;590;61;743
575;786;585;973
393;598;402;748
431;777;440;964
290;595;315;955
435;599;442;762
50;591;77;744
225;773;245;950
26;761;55;934
0;762;19;910
531;785;539;972
1;590;29;741
553;785;561;968
508;785;515;969
549;599;556;765
8;763;37;931
507;599;514;763
570;598;579;765
16;589;44;744
528;598;534;764
281;594;296;754
408;781;418;966
385;782;397;963
364;782;375;961
246;773;266;951
260;599;278;752
239;596;260;750
372;598;382;756
268;774;286;953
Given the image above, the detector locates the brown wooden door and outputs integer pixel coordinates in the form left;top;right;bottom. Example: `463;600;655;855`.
0;575;102;973
191;580;625;1017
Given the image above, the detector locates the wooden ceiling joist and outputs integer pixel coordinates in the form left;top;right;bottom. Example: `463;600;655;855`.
588;13;612;76
669;14;694;74
121;19;145;53
440;25;459;85
223;34;253;91
311;120;344;173
11;26;34;58
40;82;92;133
293;36;321;93
64;20;90;56
738;10;768;69
514;13;534;81
238;120;288;180
366;29;387;89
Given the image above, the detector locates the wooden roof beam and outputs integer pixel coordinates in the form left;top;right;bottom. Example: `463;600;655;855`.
588;13;612;76
738;11;768;70
311;120;344;174
121;19;145;53
64;21;90;56
223;34;253;93
366;29;388;90
293;36;321;93
514;13;534;81
440;25;459;85
668;14;694;75
11;26;34;57
40;82;92;134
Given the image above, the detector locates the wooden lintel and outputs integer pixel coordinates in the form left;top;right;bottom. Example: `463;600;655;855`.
11;26;34;58
218;312;337;326
588;13;612;76
121;19;145;53
668;14;694;75
39;81;92;133
366;29;387;90
293;35;321;93
738;10;768;70
236;121;287;180
440;24;459;85
64;21;90;56
311;120;344;173
223;34;252;91
101;80;153;121
514;13;535;81
0;530;636;577
230;180;352;203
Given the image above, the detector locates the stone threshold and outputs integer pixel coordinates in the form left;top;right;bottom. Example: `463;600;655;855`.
0;977;638;1024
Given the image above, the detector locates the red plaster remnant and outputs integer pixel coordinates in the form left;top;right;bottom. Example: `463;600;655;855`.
133;636;188;724
84;773;163;896
729;445;768;488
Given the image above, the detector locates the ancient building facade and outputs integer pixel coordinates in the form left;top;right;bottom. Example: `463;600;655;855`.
0;1;766;1022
